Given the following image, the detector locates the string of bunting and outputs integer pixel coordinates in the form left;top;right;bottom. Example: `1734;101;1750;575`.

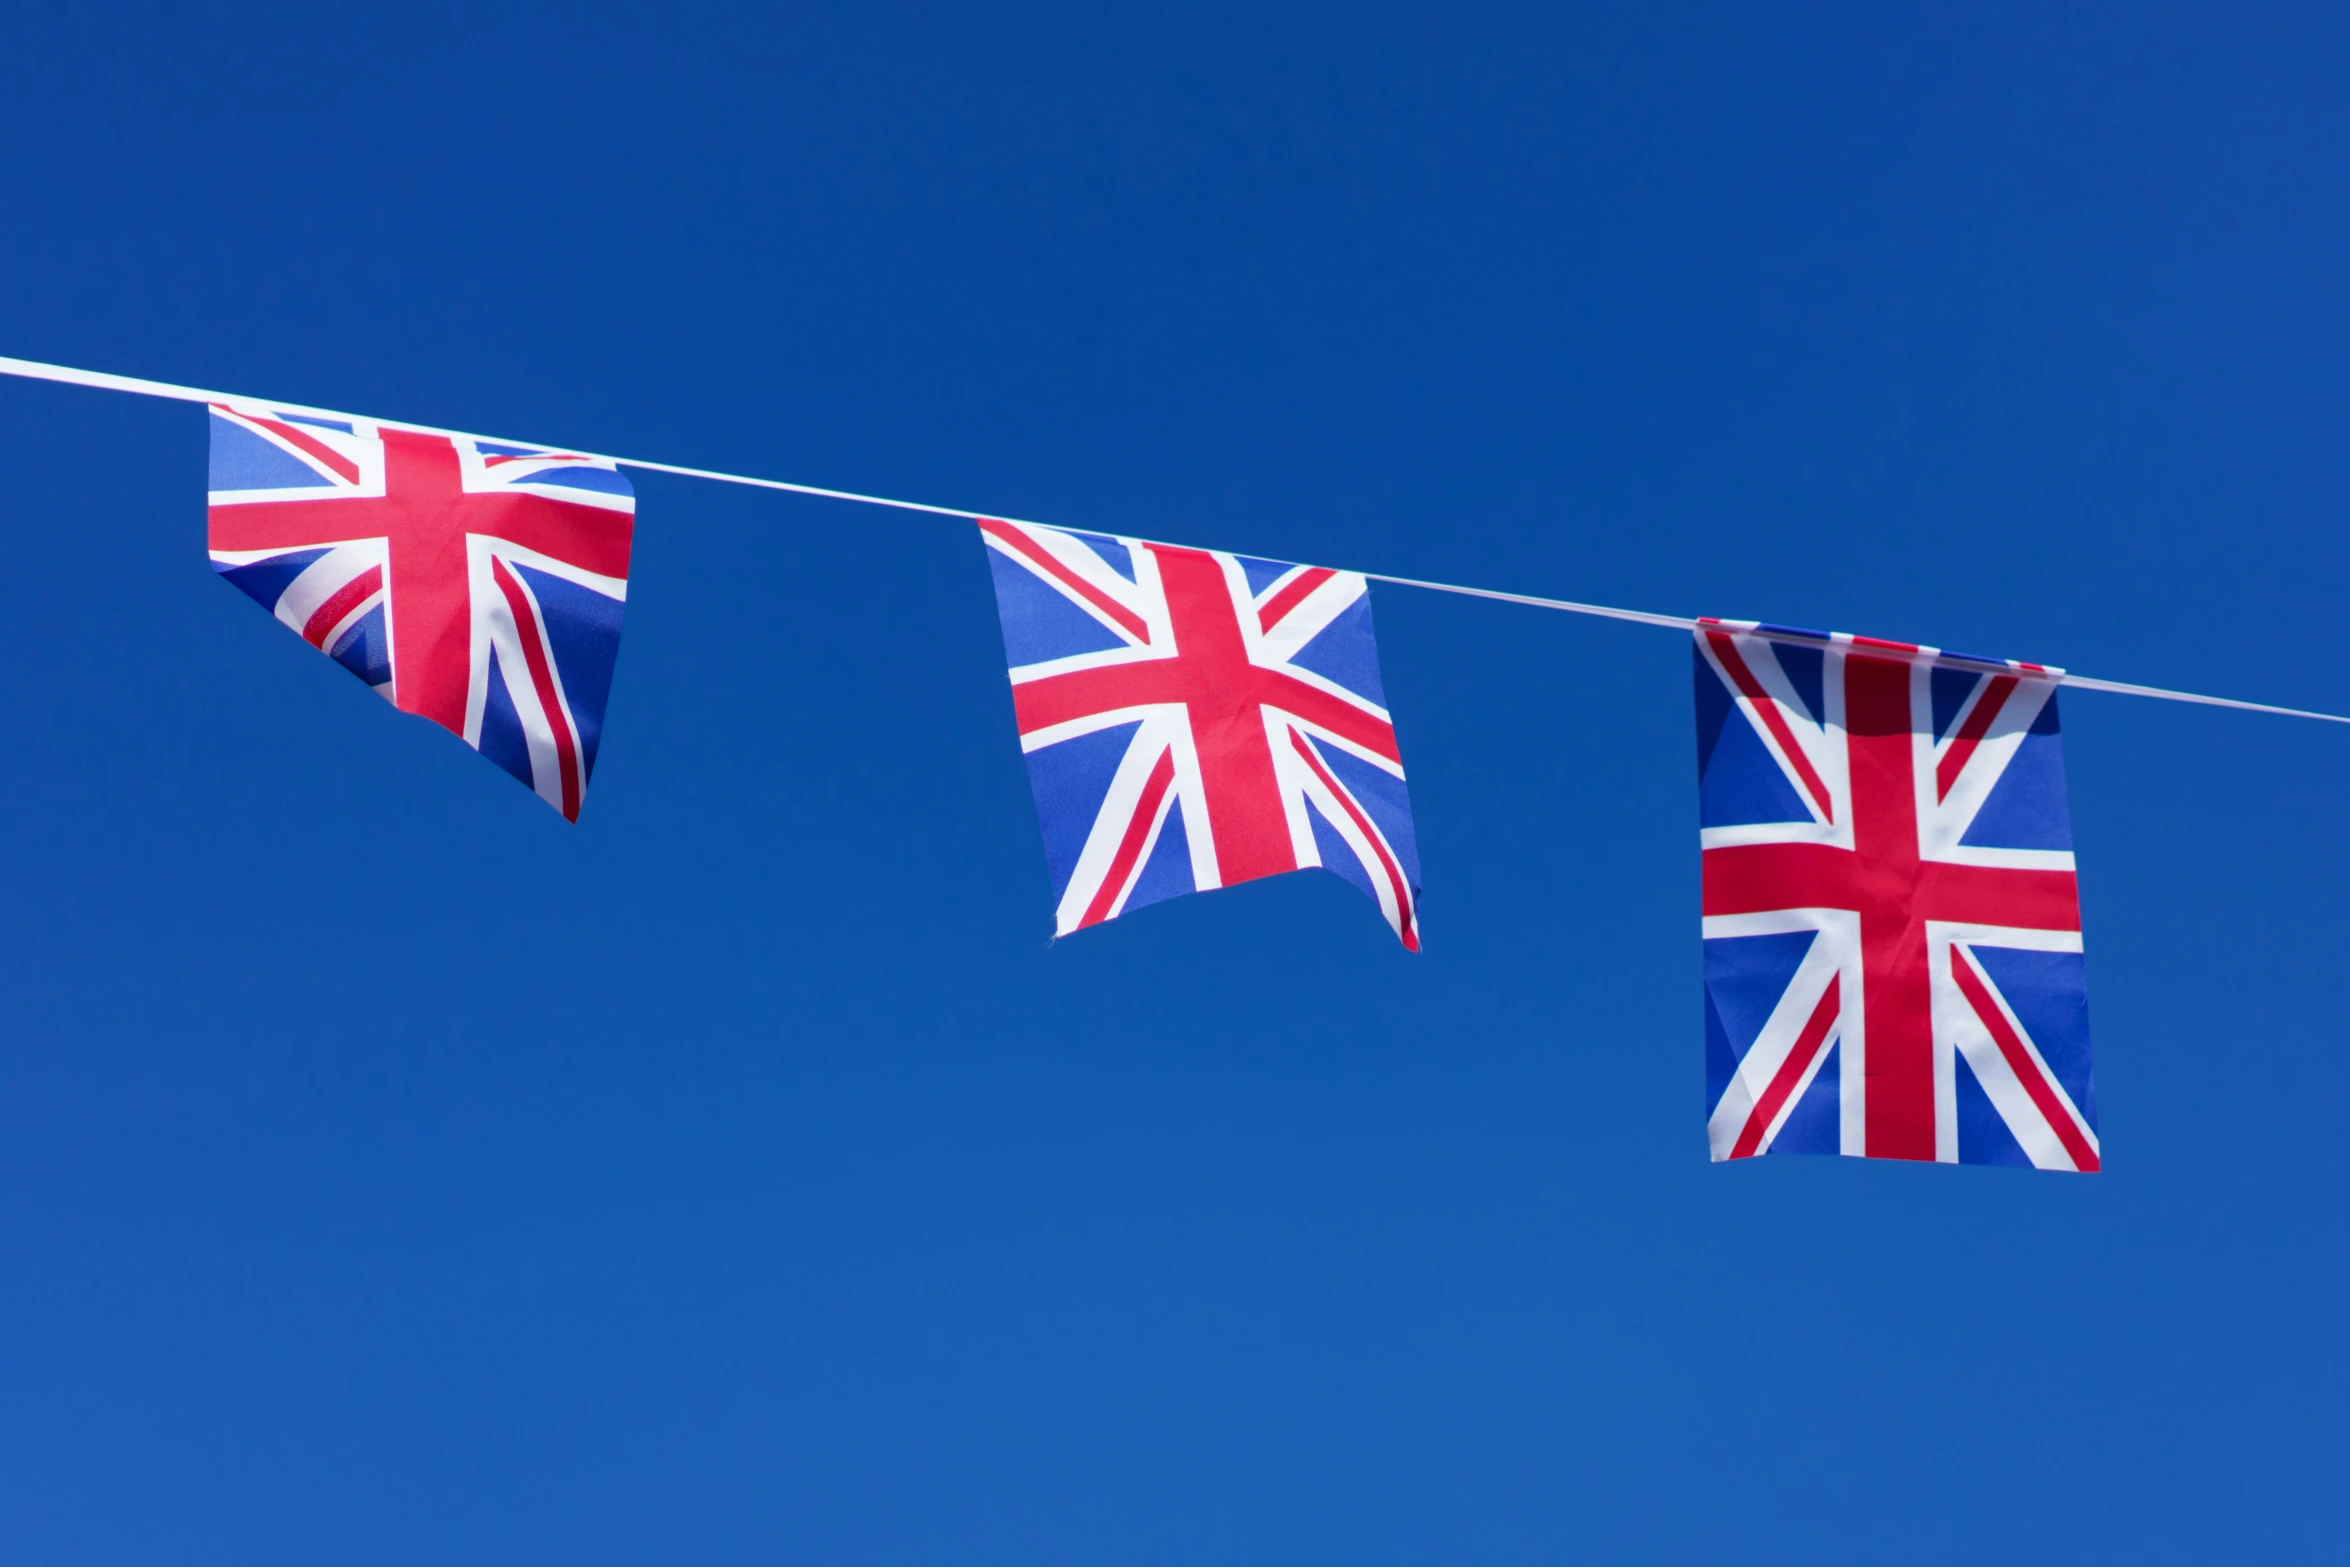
4;352;2338;1176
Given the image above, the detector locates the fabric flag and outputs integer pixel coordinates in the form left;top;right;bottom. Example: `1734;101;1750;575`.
980;518;1420;946
1694;619;2097;1171
206;404;634;820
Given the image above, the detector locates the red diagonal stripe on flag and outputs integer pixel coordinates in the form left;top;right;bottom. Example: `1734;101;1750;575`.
1730;976;1841;1159
980;518;1150;644
1257;567;1336;633
1288;728;1417;951
1706;631;1835;825
1951;948;2098;1172
491;556;584;822
247;414;362;484
300;564;381;649
1078;746;1177;929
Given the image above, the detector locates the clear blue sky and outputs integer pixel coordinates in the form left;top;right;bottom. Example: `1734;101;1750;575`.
2;4;2345;1561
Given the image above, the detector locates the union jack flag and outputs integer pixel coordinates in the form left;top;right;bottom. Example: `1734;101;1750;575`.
981;518;1420;946
1696;620;2098;1170
206;404;634;820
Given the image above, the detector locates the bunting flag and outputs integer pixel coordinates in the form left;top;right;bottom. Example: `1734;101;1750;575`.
1694;621;2098;1170
980;518;1421;945
205;405;635;820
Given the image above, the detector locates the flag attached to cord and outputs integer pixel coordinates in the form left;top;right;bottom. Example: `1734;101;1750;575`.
981;519;1420;946
1695;620;2097;1170
206;405;634;820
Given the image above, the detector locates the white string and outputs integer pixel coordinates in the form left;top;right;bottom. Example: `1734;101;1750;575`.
2054;674;2350;725
1359;573;1695;630
5;353;2344;725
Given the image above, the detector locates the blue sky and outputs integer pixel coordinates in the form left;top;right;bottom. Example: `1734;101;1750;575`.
2;4;2345;1561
